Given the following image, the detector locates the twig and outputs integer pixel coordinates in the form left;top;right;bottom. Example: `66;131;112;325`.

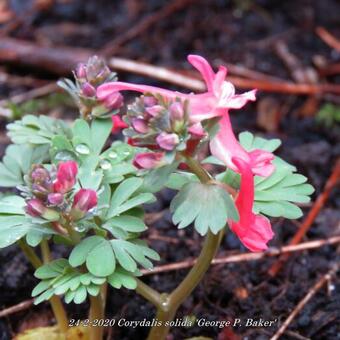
269;159;340;277
0;299;34;318
316;27;340;51
141;235;340;276
110;57;340;95
0;83;59;107
1;38;340;96
270;265;338;340
101;0;195;56
274;40;316;84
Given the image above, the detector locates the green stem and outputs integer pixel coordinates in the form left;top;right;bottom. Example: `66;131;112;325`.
40;240;69;334
147;230;222;340
89;294;105;340
18;239;42;268
146;155;224;340
135;278;162;308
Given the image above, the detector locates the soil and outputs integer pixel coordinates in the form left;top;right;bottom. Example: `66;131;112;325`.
0;1;339;339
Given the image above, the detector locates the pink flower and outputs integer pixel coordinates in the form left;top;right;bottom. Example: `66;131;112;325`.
133;152;164;169
47;193;64;206
71;189;98;220
229;157;274;252
209;115;275;177
53;161;78;194
156;132;179;151
26;198;60;221
102;92;124;111
97;55;256;123
112;115;128;134
26;199;46;217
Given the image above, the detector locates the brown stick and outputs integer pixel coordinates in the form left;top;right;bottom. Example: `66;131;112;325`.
0;299;34;318
270;265;338;340
101;0;195;56
0;83;59;106
1;38;340;96
316;27;340;51
268;159;340;277
141;235;340;276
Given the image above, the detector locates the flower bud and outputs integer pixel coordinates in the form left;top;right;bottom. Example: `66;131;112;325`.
47;193;64;206
188;123;206;138
156;132;179;151
143;96;158;107
26;199;60;221
103;92;123;111
133;152;164;169
30;166;50;183
76;63;86;79
146;105;164;117
169;102;184;122
112;115;128;134
86;56;110;84
81;82;96;97
70;189;98;220
53;161;78;194
131;118;149;134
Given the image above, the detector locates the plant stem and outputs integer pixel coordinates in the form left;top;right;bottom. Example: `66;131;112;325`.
147;230;222;340
147;155;224;340
135;278;162;308
89;294;105;340
40;239;69;333
18;239;42;268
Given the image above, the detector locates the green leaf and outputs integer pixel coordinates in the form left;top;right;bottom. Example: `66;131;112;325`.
32;259;105;304
110;239;159;272
107;268;137;290
239;131;281;152
7;114;71;145
107;177;155;218
0;144;49;187
142;162;179;193
170;182;239;235
102;216;146;239
253;165;314;219
91;118;112;154
69;236;116;277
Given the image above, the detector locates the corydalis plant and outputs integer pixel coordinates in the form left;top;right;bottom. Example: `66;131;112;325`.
0;55;314;340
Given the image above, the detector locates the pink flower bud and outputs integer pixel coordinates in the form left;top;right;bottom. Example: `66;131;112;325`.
53;161;78;194
31;166;50;183
47;193;64;206
156;132;179;151
26;199;46;217
76;63;86;79
143;96;158;107
71;189;98;220
169;102;184;121
133;152;164;169
131;118;149;134
26;199;60;220
112;115;128;134
81;82;96;97
103;92;123;111
146;105;164;117
188;123;206;138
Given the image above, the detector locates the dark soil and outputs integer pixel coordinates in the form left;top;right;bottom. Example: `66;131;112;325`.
0;1;339;339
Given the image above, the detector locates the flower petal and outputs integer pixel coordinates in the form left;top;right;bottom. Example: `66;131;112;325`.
187;54;215;92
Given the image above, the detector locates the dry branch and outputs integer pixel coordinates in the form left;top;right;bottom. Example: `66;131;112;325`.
269;159;340;277
140;235;340;276
270;265;338;340
1;38;340;96
0;299;34;318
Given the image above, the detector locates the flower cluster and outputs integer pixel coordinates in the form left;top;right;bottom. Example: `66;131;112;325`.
122;94;205;169
23;161;97;222
97;55;275;252
58;56;123;120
